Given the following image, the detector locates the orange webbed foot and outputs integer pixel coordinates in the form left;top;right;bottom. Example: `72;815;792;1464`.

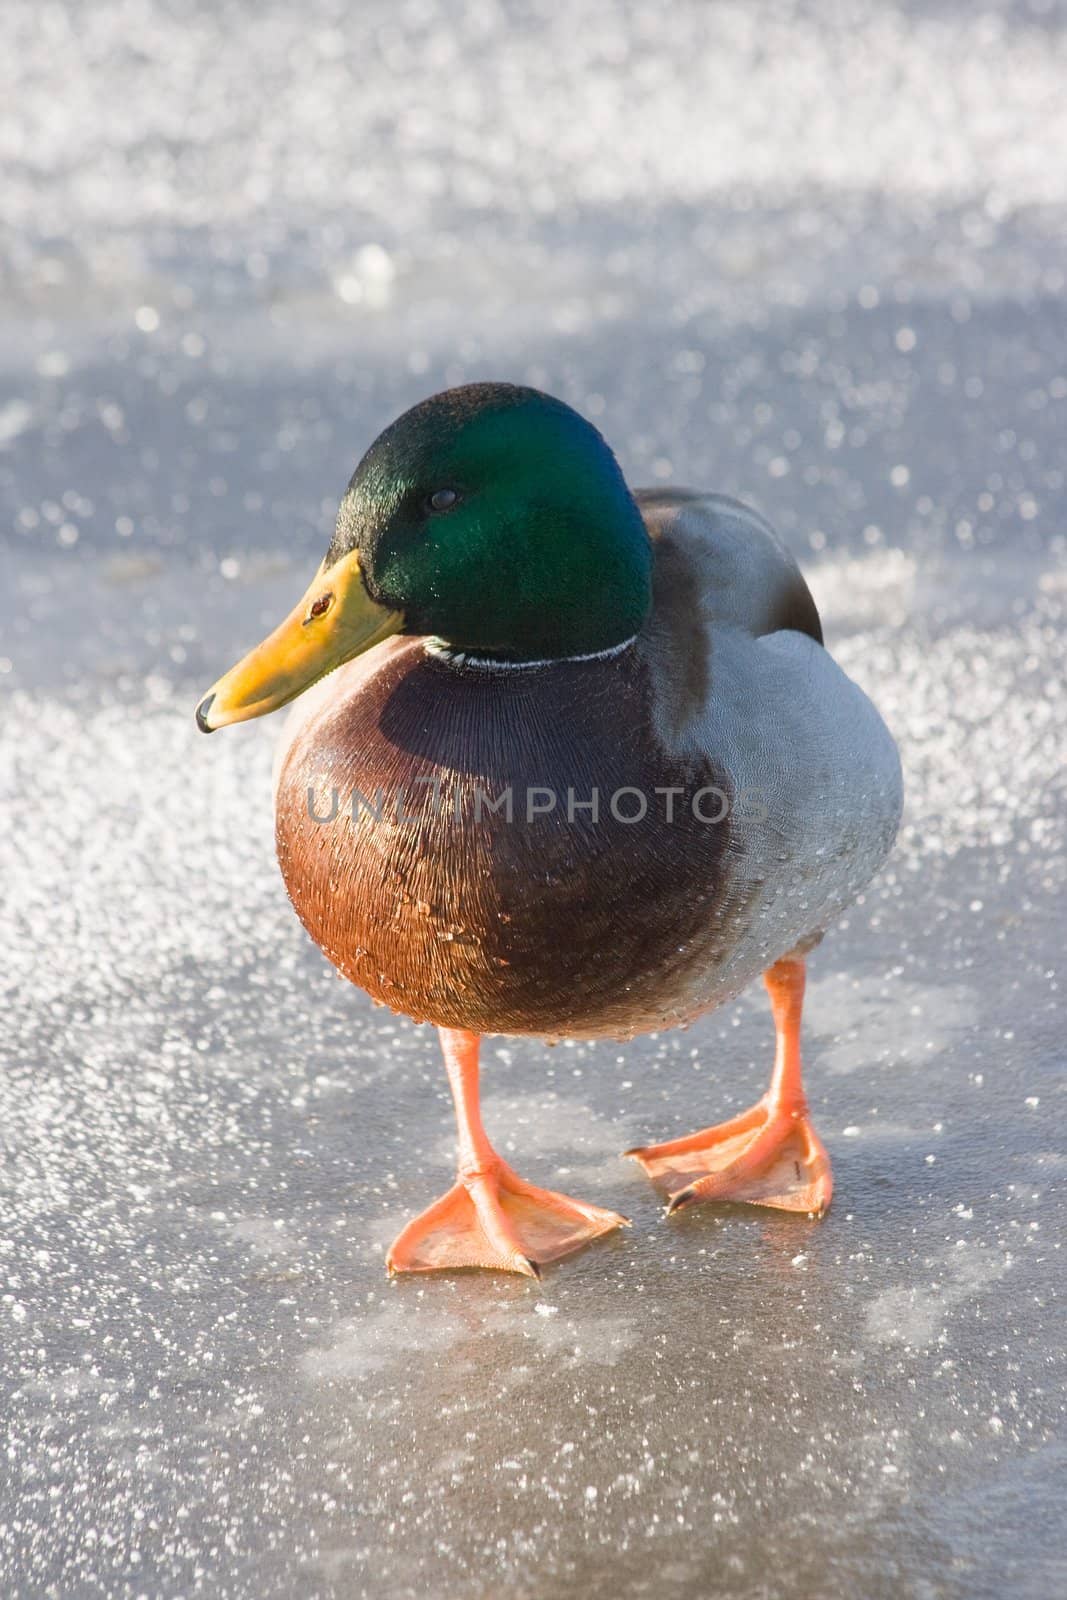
628;956;833;1218
627;1099;832;1216
386;1159;629;1279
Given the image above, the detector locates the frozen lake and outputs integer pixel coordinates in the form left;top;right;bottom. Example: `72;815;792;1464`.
2;1;1065;1595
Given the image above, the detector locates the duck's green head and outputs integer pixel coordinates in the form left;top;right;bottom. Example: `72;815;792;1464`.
197;384;652;730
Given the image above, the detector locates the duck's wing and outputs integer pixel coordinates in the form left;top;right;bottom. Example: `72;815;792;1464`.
634;488;826;747
635;489;822;647
634;489;902;998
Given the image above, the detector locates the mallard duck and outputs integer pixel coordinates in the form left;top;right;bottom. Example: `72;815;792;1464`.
196;383;902;1278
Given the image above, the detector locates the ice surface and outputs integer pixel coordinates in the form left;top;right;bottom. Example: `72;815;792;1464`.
1;2;1065;1596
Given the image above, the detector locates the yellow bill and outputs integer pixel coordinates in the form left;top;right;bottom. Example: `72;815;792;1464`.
196;549;403;732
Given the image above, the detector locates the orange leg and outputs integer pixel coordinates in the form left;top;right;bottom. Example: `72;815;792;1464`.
387;1028;629;1278
627;957;832;1217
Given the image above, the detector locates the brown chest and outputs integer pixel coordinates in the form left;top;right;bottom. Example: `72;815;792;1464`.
274;642;732;1038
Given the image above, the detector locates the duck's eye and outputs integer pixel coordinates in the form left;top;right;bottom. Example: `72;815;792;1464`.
304;593;333;624
428;488;458;513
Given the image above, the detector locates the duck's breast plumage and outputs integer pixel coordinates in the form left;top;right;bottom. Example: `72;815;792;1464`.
274;638;732;1039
